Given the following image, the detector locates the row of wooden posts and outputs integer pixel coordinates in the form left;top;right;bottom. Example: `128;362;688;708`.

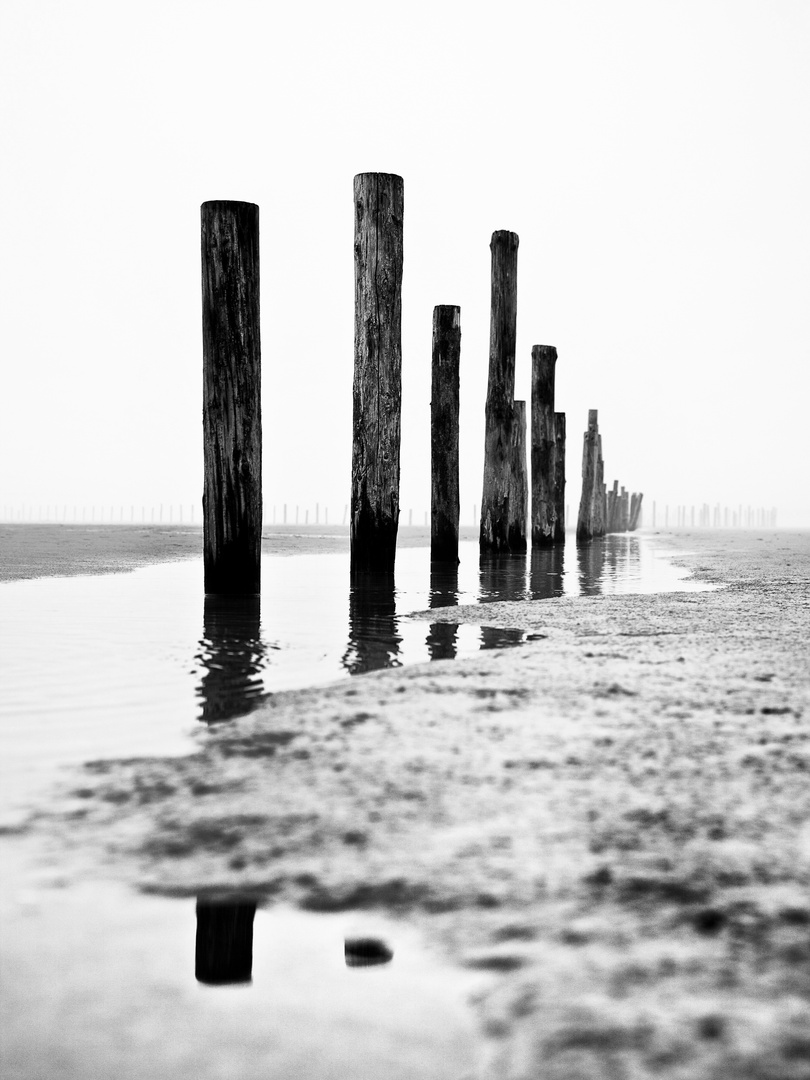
575;410;643;539
201;177;641;595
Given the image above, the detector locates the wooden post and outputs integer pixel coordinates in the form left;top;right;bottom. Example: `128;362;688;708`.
621;488;630;531
431;305;461;563
553;411;566;543
201;200;262;595
351;173;404;574
576;410;606;540
576;412;596;540
530;345;557;546
629;493;644;531
595;434;606;537
608;479;619;532
508;400;528;552
480;230;519;552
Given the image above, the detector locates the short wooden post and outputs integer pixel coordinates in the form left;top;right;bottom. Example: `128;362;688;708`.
508;400;528;552
553;411;566;543
201;200;262;595
622;488;630;531
530;345;557;546
351;173;404;574
576;410;606;540
431;305;461;563
608;479;619;532
595;435;606;537
480;230;519;553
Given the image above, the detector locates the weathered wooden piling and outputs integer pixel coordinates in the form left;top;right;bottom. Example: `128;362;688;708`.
508;400;528;552
607;479;619;532
629;492;644;531
553;412;566;543
595;435;606;536
530;345;558;546
480;230;519;553
201;200;262;595
576;410;607;541
351;173;404;574
620;487;630;531
431;305;461;563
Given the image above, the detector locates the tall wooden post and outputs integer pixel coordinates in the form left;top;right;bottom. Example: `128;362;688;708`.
508;400;528;552
351;173;404;574
480;230;519;552
431;305;461;563
531;345;557;546
201;201;262;595
553;411;566;543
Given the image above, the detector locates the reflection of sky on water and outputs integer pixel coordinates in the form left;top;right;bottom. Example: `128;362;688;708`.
0;534;712;808
196;535;708;723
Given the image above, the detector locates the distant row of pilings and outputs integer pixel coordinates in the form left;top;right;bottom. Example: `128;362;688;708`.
576;410;643;540
0;504;781;530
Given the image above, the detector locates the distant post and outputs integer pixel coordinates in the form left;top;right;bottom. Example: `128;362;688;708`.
431;305;461;563
201;201;262;595
531;345;557;546
480;230;519;553
576;410;607;541
553;412;566;543
351;173;404;574
508;400;528;552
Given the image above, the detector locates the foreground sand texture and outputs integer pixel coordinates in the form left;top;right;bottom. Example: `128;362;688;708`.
7;531;810;1078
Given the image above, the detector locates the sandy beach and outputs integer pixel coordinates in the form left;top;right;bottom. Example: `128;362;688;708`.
2;528;810;1078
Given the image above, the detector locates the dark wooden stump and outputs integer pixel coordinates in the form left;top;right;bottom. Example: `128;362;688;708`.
576;410;603;541
629;492;644;531
201;201;262;595
431;305;461;563
508;400;528;552
553;411;566;543
351;173;404;575
531;345;557;547
480;230;519;553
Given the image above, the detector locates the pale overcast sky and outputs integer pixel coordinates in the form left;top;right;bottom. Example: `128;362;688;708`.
1;0;808;526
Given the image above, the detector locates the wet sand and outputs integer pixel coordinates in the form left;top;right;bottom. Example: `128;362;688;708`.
3;529;810;1078
0;523;462;582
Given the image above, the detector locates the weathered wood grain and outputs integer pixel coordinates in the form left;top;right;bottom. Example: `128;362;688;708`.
531;345;557;547
201;200;262;595
508;400;528;552
480;230;519;553
431;305;461;563
351;173;404;574
553;411;566;544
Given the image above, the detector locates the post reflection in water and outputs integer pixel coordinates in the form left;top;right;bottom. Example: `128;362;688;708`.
529;545;565;600
576;539;605;596
197;596;272;724
342;572;401;675
426;563;459;661
576;535;643;595
478;554;528;649
195;899;257;985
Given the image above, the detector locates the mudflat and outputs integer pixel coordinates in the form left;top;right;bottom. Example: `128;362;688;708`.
3;529;810;1079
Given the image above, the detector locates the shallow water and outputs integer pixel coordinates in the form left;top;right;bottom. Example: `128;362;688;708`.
0;531;717;1078
0;532;710;816
0;844;482;1080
